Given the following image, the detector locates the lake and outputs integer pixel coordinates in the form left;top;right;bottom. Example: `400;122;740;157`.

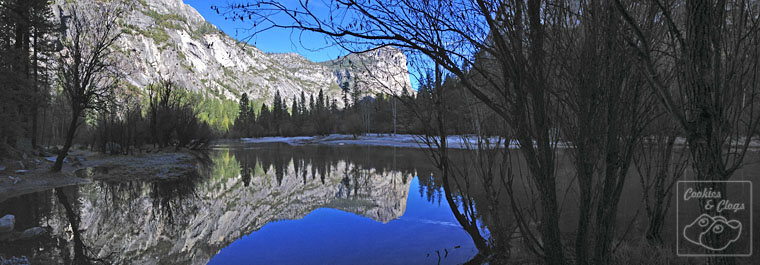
2;141;758;264
0;143;480;264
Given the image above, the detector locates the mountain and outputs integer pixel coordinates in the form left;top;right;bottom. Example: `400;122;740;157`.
53;0;412;109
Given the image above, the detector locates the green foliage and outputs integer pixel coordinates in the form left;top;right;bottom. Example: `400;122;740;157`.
223;67;235;78
126;23;170;44
145;27;170;44
210;150;241;183
176;49;186;60
191;22;217;40
213;79;239;97
189;92;239;132
142;9;186;30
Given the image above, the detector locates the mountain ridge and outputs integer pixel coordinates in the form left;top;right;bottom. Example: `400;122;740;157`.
55;0;412;110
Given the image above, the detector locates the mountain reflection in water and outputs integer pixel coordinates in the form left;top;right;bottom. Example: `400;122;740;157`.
0;143;479;265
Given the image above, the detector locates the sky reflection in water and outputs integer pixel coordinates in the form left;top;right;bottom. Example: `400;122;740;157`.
208;177;477;265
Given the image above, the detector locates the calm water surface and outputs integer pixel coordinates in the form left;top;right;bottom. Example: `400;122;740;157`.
0;143;478;264
3;142;759;264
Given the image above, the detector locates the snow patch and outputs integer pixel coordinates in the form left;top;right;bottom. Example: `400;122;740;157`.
241;134;568;150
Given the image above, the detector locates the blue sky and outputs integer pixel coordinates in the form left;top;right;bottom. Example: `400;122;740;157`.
184;0;350;63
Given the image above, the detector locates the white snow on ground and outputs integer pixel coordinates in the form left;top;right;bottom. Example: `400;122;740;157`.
241;134;571;150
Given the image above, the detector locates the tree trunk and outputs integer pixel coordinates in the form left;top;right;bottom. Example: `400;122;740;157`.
52;109;80;172
575;158;593;265
31;28;39;148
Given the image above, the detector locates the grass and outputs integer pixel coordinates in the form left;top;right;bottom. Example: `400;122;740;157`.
214;79;239;97
222;67;235;78
146;27;170;44
121;27;133;35
176;49;187;61
124;23;170;44
190;22;218;40
142;9;187;30
180;62;194;73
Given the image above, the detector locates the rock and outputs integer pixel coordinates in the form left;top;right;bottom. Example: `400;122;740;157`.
21;152;27;160
33;159;40;165
19;227;45;239
0;165;5;172
13;170;28;175
0;214;14;233
8;176;20;184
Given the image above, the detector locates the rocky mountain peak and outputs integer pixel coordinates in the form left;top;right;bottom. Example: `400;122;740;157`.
56;0;412;108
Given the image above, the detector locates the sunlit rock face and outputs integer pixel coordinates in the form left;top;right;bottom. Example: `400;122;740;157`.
67;150;411;265
53;0;413;106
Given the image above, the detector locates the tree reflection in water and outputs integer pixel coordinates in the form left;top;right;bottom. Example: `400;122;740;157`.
55;188;111;265
2;143;498;264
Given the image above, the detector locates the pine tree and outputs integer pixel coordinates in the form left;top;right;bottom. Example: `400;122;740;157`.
351;77;362;109
234;92;250;135
299;91;306;115
259;103;271;135
317;89;325;112
0;0;55;147
291;96;298;119
325;95;330;112
331;98;338;113
28;0;56;148
342;90;349;109
238;93;250;121
273;90;283;121
309;94;315;114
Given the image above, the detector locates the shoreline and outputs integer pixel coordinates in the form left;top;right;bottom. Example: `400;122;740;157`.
0;148;204;202
238;134;760;150
239;134;529;149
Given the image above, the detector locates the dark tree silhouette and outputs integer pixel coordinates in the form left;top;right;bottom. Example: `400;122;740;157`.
53;2;123;172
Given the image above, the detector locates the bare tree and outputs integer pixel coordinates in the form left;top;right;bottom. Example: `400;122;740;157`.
615;1;760;262
633;113;689;245
412;65;491;260
52;1;123;172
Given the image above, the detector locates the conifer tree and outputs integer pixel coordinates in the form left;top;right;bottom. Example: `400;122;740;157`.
273;90;283;121
317;89;325;112
259;103;271;135
238;93;250;121
309;94;315;115
299;91;306;115
290;96;298;118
